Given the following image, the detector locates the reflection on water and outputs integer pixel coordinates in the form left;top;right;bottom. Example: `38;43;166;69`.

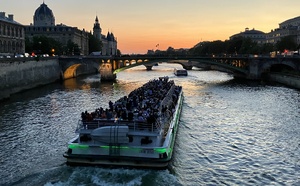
0;63;299;185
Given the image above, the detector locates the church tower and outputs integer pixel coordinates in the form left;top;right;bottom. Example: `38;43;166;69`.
93;16;102;40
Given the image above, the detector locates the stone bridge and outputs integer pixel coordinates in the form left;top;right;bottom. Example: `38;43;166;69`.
59;55;300;81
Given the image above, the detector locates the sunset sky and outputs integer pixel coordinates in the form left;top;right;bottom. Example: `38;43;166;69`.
2;0;300;54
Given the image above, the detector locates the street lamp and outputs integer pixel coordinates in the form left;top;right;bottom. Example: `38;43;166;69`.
38;41;42;56
51;48;55;56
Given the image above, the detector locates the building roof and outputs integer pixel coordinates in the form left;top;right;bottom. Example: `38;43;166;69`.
280;16;300;26
106;32;116;41
34;3;54;18
33;2;55;26
0;12;22;25
230;28;265;41
93;16;101;29
242;28;265;35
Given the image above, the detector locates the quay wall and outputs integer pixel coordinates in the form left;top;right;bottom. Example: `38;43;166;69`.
0;58;61;101
268;73;300;90
1;57;299;101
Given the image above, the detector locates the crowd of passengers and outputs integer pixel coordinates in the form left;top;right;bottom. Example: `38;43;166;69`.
81;77;182;125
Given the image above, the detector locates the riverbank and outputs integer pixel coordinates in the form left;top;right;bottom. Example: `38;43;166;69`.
0;58;61;101
268;73;300;90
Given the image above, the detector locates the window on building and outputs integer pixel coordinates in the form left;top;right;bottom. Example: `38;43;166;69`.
3;41;6;52
12;41;15;51
3;25;6;35
7;26;10;36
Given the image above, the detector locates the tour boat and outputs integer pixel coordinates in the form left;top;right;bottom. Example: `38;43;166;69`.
174;68;188;76
63;77;183;168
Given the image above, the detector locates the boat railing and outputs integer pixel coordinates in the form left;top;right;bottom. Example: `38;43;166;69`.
159;84;175;111
160;110;173;135
76;119;161;133
76;120;116;132
156;84;176;127
126;121;157;132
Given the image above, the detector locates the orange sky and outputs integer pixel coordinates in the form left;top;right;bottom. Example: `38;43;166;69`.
2;0;300;54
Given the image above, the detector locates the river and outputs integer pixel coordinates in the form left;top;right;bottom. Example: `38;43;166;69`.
0;63;299;186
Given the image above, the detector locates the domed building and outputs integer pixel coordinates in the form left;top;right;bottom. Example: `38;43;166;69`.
25;2;89;55
230;28;266;44
33;3;55;26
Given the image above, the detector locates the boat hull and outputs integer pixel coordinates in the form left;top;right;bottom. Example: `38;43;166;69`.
63;153;170;169
174;68;188;76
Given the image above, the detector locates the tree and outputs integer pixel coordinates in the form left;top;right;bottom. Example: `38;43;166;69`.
276;36;297;52
116;49;121;56
25;36;62;56
259;43;274;55
25;37;33;54
208;40;226;54
225;37;244;54
238;38;257;54
189;41;211;55
166;47;175;55
190;37;275;56
65;40;81;55
88;33;102;54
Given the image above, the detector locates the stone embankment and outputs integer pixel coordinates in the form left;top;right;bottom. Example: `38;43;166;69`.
0;58;61;101
268;73;300;90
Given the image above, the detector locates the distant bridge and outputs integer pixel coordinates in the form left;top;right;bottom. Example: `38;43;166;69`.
59;55;300;81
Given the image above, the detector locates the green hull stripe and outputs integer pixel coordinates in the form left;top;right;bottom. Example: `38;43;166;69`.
68;144;169;154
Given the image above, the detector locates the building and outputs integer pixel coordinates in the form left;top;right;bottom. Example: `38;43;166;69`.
230;28;266;44
279;16;300;28
0;12;25;56
266;16;300;45
93;16;117;56
266;27;298;44
25;3;89;55
230;16;300;47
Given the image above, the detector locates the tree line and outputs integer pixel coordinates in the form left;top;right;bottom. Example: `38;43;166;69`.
25;33;102;56
151;36;299;56
189;36;299;56
26;34;299;57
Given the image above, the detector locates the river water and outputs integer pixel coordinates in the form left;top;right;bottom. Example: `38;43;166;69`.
0;63;299;186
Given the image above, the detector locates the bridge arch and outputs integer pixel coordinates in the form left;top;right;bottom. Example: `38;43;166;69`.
60;58;101;79
113;59;155;74
185;58;249;77
63;64;81;79
259;58;299;74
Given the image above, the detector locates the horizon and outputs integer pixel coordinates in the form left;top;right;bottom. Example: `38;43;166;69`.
2;0;300;54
